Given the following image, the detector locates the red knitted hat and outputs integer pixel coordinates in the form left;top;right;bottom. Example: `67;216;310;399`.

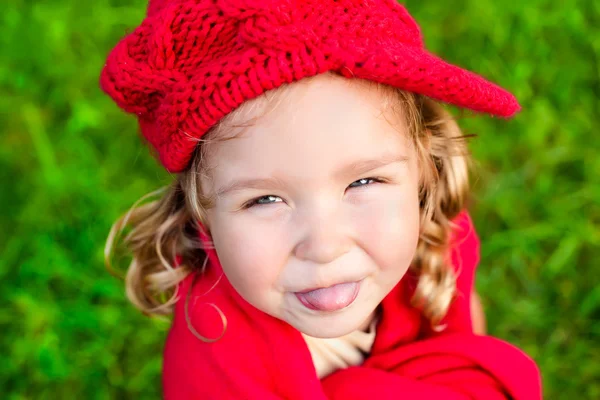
100;0;521;172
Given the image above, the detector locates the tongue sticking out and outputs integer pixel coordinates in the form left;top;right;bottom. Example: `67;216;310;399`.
296;282;359;312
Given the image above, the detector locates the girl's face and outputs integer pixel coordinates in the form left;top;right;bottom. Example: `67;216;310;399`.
201;75;421;338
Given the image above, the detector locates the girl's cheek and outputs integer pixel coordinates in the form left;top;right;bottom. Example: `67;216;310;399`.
350;188;420;262
216;213;289;282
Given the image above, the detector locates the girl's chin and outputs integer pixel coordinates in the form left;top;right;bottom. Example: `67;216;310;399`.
291;306;377;339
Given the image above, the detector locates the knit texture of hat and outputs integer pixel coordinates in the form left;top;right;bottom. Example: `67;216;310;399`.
100;0;521;172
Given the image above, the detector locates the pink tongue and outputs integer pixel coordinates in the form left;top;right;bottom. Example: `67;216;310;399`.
298;282;358;311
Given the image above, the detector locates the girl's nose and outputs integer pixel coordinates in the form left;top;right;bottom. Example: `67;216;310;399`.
293;209;352;265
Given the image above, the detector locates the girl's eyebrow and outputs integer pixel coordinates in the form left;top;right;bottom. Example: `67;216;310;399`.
337;154;409;180
216;153;409;196
216;176;288;197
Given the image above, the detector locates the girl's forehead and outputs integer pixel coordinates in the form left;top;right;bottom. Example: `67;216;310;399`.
206;74;412;170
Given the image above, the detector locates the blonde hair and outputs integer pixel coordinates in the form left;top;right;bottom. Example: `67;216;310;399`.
105;72;470;332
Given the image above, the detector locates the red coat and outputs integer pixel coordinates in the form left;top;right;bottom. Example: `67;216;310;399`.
163;212;542;399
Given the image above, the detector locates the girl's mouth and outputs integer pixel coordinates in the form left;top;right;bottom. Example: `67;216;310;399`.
295;281;361;312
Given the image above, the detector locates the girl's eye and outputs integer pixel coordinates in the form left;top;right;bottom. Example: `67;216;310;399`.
243;177;384;209
348;177;381;188
244;195;283;208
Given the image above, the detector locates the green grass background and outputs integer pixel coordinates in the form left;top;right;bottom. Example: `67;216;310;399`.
1;0;598;398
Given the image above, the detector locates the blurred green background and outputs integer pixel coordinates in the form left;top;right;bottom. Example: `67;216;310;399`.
1;0;598;398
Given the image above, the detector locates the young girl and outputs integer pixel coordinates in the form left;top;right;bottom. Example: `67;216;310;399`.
102;0;542;398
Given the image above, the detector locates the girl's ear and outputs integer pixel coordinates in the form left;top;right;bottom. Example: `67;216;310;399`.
196;220;215;251
419;97;470;220
415;128;438;232
416;128;434;184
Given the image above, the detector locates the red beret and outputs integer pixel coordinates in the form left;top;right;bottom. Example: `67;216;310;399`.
101;0;520;172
